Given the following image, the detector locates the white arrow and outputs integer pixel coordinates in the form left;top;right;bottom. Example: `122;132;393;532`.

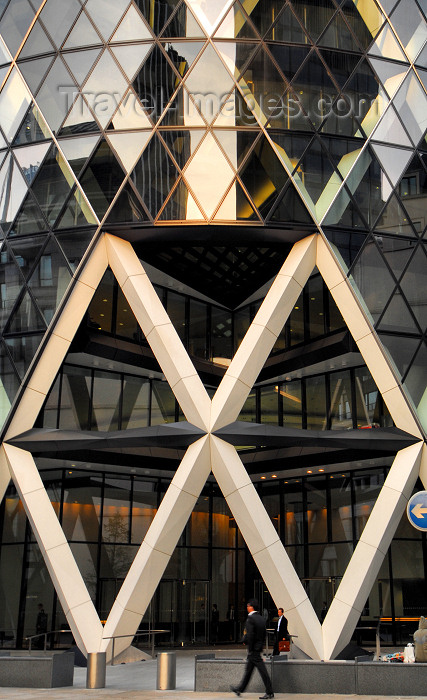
411;503;427;518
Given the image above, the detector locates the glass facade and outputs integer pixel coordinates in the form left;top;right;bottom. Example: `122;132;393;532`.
0;0;425;658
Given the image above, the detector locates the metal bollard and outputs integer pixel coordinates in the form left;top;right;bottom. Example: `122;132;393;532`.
86;652;106;689
157;651;176;690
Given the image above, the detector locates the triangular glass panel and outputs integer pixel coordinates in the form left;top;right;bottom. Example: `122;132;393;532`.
213;179;260;222
106;131;151;173
160;2;207;38
0;0;35;56
0;338;21;419
0;242;25;327
110;43;152;82
393;71;427;147
268;131;313;175
350;237;396;323
320;94;364;139
292;51;338;129
238;134;289;218
0;68;32;143
322;184;368;230
14;141;51;184
319;50;361;90
18;19;54;59
78;139;126;219
18;55;54;94
58;134;100;177
63;9;103;49
111;4;153;42
104;181;149;225
59;95;100;136
0;34;11;65
399;245;427;332
55;230;96;273
291;0;336;41
231;131;263;171
342;0;385;50
265;44;309;85
39;0;82;48
131;133;180;218
381;236;416;282
185;0;231;35
344;58;388;138
9;235;48;282
55;187;98;229
343;146;390;227
83;49;128;129
133;0;179;35
159;41;205;79
403;341;427;412
213;40;258;82
389;0;427;62
322;230;367;269
133;45;180;124
84;0;129;41
368;23;408;61
183;132;235;218
5;289;46;333
108;88;153;131
31;145;77;226
240;0;296;39
0;154;28;230
27;235;72;324
214;2;260;40
62;49;102;86
377;293;420;334
378;333;420;380
159;130;197;171
8;191;47;237
371;144;413;197
318;11;360;50
13;103;50;145
292;137;338;207
374;192;417;238
157;177;193;221
268;181;314;224
368;57;407;100
396;154;427;232
265;3;307;43
36;56;77;133
415;41;427;68
372;103;411;146
4;334;44;381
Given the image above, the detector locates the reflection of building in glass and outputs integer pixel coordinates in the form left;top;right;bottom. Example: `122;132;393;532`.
0;0;425;663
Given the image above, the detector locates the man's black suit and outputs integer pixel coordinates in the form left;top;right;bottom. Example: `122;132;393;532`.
272;613;289;656
235;611;273;695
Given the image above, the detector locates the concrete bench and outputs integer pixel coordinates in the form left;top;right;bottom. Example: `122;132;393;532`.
195;655;427;696
0;653;74;688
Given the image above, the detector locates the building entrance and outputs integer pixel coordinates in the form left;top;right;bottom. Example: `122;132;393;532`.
157;580;209;645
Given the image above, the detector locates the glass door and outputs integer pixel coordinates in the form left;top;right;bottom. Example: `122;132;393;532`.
156;580;209;645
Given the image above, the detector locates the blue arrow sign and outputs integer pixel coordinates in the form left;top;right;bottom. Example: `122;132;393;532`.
407;491;427;532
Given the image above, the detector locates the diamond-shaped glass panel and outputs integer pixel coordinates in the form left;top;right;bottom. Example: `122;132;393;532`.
404;342;427;419
79;139;126;219
160;2;206;38
290;0;336;41
399;245;427;332
55;187;98;229
266;3;307;43
84;0;129;41
111;4;152;42
4;334;44;379
0;244;25;327
351;237;396;323
83;49;128;129
9;191;47;236
0;154;28;230
13;104;50;146
268;181;314;224
183;132;235;218
374;192;417;238
318;11;360;51
215;2;259;40
39;0;82;49
239;134;289;217
131;133;179;217
19;56;54;94
133;45;180;124
9;235;48;282
104;181;149;225
36;57;76;133
389;0;427;62
18;19;54;59
27;236;72;323
393;71;427;147
5;289;46;333
63;49;102;87
0;69;31;143
14;142;51;184
0;0;34;57
377;293;420;334
31;145;77;226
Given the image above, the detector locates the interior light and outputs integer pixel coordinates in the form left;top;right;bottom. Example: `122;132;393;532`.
307;470;312;474
261;476;266;480
319;469;324;472
102;298;108;302
272;474;277;478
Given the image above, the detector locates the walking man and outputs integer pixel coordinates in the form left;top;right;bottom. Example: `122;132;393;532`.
231;598;274;699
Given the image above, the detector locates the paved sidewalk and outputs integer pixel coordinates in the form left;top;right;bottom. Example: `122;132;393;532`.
0;647;422;700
